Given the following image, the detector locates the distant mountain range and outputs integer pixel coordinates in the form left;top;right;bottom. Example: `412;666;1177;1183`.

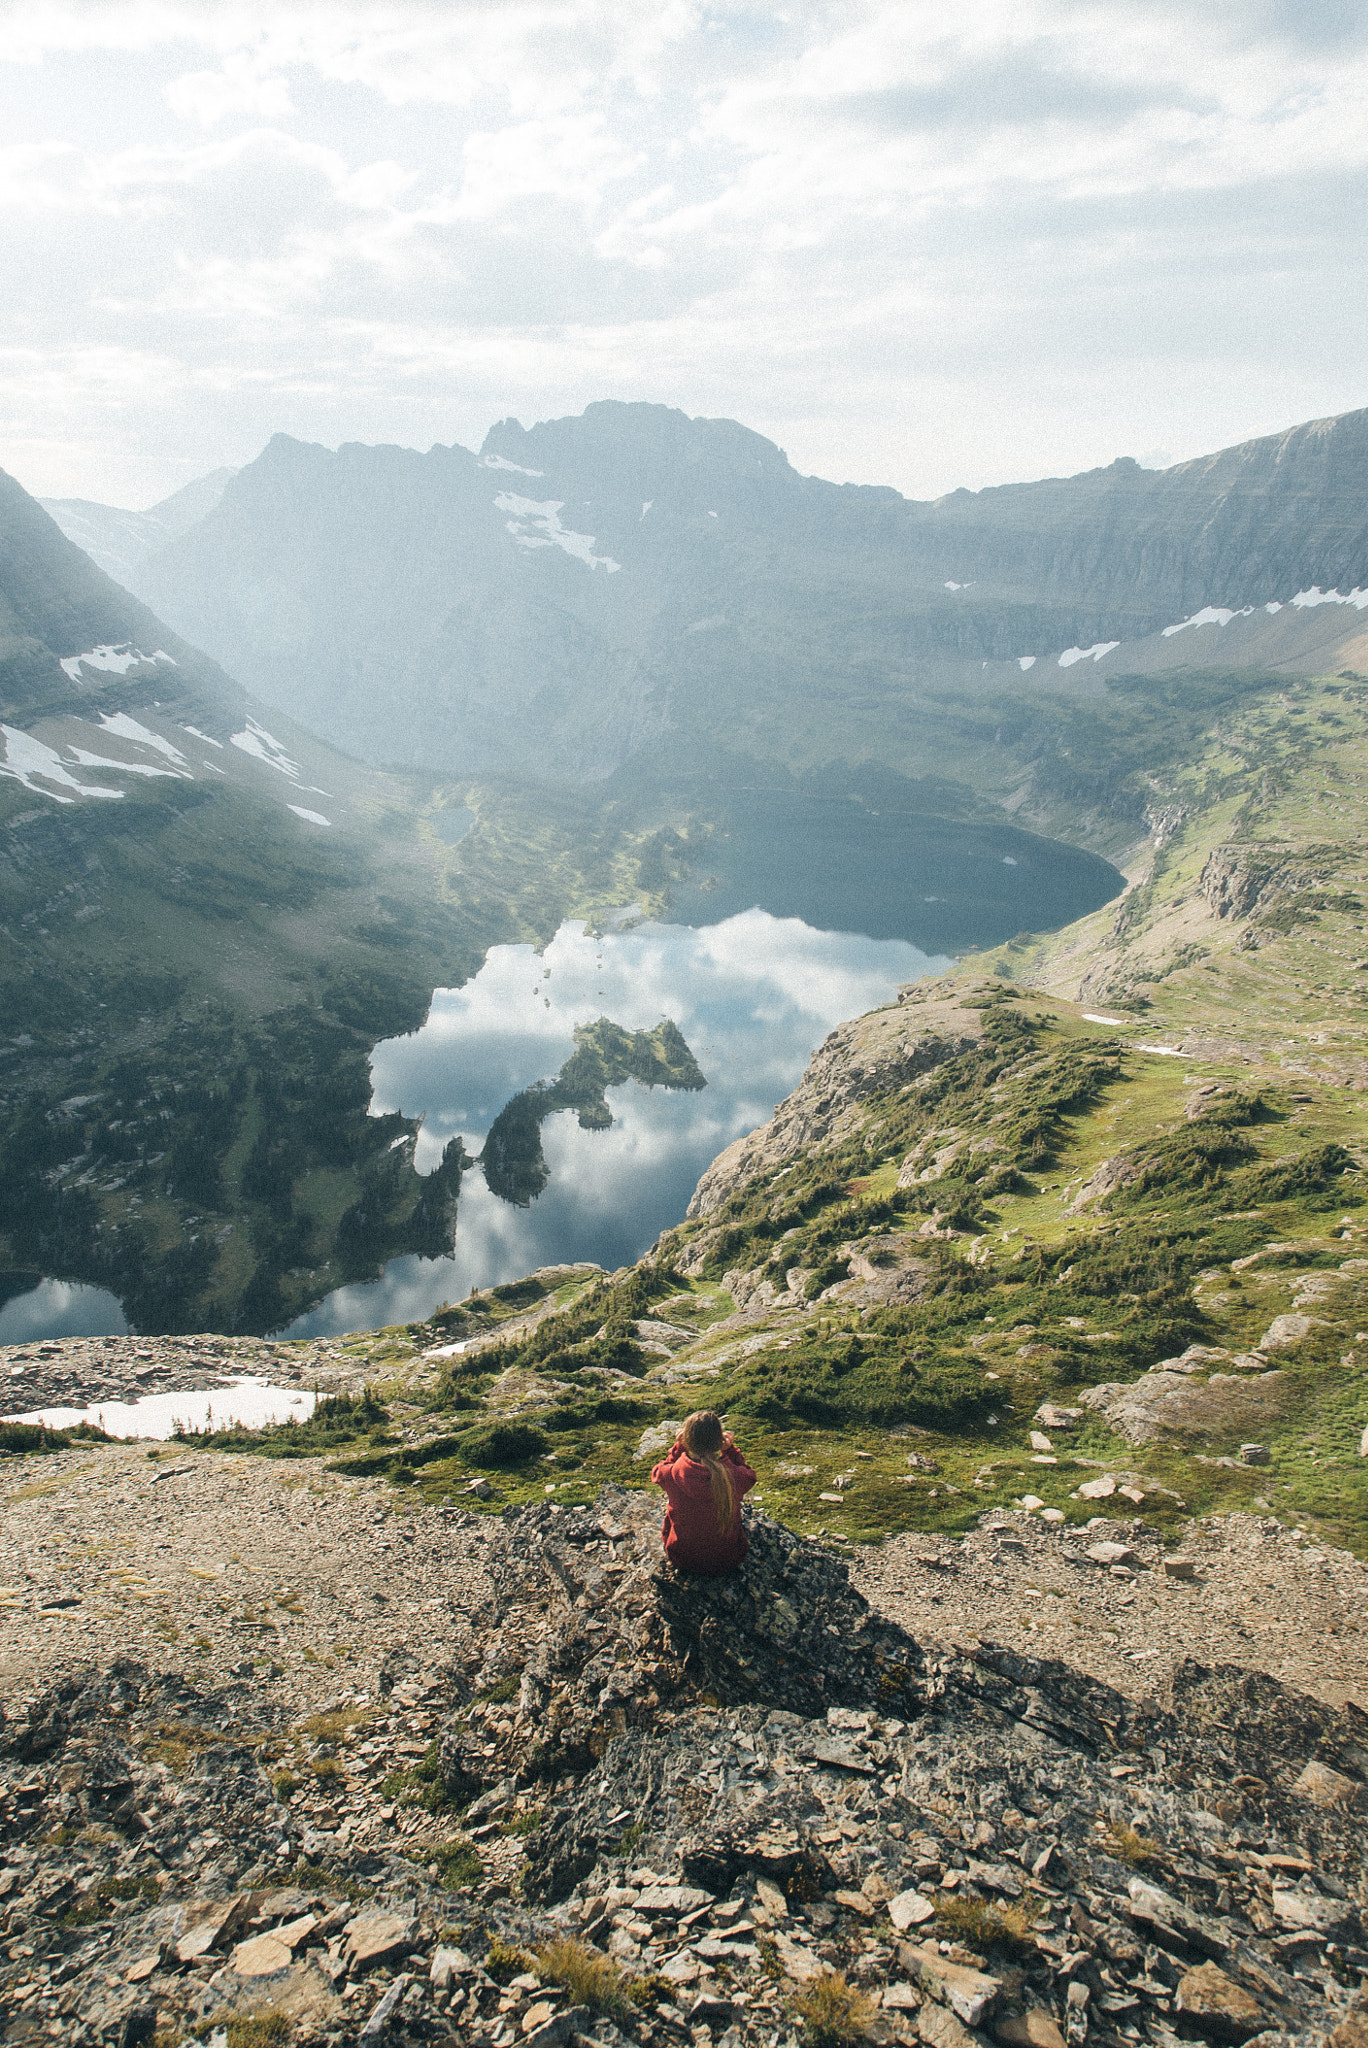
40;403;1368;781
40;468;236;589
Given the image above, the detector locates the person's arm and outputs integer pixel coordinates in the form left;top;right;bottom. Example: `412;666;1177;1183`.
724;1444;757;1496
651;1449;685;1490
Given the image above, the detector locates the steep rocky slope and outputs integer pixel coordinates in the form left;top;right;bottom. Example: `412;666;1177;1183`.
688;996;988;1220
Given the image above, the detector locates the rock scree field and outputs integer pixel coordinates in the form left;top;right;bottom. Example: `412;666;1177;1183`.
3;1463;1368;2048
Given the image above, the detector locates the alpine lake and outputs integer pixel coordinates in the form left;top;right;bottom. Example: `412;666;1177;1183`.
4;804;1123;1346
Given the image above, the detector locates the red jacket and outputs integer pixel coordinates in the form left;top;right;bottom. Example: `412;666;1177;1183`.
651;1440;756;1574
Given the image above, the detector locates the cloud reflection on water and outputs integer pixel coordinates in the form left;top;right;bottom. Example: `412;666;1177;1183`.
0;1278;127;1344
285;909;947;1336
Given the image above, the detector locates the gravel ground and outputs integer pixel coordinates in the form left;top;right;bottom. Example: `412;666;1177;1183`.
0;1443;492;1719
7;1446;1366;1726
852;1510;1368;1711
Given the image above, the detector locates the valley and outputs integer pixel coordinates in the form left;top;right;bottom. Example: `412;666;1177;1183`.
6;399;1368;2048
10;654;1368;1582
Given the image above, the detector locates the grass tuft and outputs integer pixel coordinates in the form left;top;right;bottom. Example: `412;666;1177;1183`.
1104;1822;1163;1868
536;1938;630;2016
296;1706;373;1742
484;1934;536;1984
143;1722;218;1772
59;1873;161;1926
408;1837;482;1890
194;2013;290;2048
933;1892;1036;1956
500;1807;543;1837
791;1970;878;2047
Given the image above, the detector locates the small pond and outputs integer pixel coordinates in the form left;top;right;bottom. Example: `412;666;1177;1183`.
0;1278;127;1345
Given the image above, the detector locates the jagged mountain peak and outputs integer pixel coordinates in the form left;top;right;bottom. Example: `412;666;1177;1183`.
482;398;800;488
34;396;1368;784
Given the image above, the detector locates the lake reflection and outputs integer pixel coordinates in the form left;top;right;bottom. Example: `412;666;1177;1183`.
284;909;948;1335
0;1278;128;1344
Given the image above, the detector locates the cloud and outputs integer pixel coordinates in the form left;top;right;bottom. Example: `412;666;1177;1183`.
165;54;296;127
442;112;645;222
2;0;1367;504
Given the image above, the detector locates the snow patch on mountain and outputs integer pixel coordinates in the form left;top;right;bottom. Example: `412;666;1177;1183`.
67;747;181;780
1058;641;1120;667
59;644;177;683
98;714;190;767
1162;605;1255;636
0;727;126;803
287;805;331;827
230;717;300;778
482;453;544;477
1291;585;1368;610
494;492;621;572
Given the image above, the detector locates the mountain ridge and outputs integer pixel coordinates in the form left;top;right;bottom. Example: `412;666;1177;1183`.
46;398;1368;785
37;466;236;589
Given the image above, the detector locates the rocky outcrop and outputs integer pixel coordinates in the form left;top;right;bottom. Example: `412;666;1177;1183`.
1081;1369;1288;1445
1069;1151;1143;1212
1199;842;1348;922
687;989;984;1218
6;1486;1368;2046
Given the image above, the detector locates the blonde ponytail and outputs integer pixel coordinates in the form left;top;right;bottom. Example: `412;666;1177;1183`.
682;1409;735;1533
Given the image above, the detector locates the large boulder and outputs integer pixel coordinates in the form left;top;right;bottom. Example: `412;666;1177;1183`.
1081;1368;1287;1444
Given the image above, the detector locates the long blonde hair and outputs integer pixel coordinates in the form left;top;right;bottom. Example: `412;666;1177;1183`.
682;1409;735;1533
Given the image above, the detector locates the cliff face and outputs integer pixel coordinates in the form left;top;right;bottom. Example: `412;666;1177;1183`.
75;400;1368;782
687;987;986;1218
925;408;1368;627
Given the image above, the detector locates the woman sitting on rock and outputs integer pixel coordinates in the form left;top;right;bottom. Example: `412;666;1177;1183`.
651;1409;756;1574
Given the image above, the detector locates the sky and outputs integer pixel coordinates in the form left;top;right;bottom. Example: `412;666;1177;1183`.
2;0;1367;508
